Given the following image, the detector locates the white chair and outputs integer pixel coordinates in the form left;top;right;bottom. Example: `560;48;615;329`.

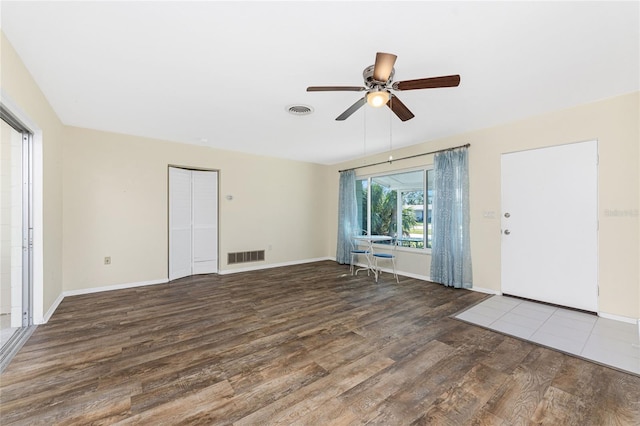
349;230;372;275
350;233;370;275
373;239;399;283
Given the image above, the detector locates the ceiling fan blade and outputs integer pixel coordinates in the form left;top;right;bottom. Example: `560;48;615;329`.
387;95;415;122
373;52;397;82
336;97;366;121
393;74;461;91
307;86;366;92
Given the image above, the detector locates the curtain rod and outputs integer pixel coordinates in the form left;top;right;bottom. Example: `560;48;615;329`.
338;143;470;173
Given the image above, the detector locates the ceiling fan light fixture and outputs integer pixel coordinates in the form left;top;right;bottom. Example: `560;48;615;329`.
306;52;458;121
366;89;390;108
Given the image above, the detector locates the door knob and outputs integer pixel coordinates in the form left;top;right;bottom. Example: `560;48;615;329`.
504;212;511;218
504;229;511;235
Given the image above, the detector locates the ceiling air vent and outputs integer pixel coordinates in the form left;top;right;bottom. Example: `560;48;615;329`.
287;104;314;115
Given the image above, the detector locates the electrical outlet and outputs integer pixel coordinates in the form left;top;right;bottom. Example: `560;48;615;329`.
104;256;111;265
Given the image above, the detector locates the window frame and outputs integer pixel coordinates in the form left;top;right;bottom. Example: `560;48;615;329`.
356;165;433;254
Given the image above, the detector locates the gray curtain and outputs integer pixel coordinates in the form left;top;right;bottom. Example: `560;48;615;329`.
430;148;473;288
336;170;357;264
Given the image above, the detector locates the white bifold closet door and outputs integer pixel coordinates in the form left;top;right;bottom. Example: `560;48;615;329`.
169;167;218;281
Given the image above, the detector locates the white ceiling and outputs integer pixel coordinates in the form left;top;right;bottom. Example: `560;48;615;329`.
1;1;638;165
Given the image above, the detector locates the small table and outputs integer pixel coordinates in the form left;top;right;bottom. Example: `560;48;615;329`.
353;235;394;280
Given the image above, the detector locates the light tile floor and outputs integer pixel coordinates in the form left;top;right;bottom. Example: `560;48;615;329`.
455;295;640;376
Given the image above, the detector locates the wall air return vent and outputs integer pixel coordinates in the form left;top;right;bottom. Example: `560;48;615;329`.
227;250;265;265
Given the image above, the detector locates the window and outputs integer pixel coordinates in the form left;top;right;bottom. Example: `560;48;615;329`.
356;168;434;249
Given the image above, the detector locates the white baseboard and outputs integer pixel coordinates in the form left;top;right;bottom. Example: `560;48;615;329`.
348;262;429;282
387;270;499;294
218;257;333;275
469;286;501;295
62;278;169;298
40;292;64;324
598;311;639;325
389;268;430;282
49;278;170;324
39;267;639;333
42;261;343;323
39;278;168;324
372;268;499;294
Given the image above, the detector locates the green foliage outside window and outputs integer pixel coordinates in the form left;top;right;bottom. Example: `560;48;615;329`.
356;169;432;249
360;185;418;238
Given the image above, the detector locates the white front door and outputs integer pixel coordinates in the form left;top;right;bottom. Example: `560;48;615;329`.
501;140;598;312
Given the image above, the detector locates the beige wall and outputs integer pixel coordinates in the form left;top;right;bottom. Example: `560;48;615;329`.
329;92;640;320
4;27;331;304
62;127;330;291
1;32;65;318
3;27;638;321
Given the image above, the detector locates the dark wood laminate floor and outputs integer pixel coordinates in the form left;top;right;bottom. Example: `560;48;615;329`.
1;261;639;425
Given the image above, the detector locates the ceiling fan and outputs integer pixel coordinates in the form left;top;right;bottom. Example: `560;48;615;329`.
307;52;460;122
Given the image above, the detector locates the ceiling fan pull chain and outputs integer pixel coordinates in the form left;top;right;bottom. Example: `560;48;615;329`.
389;96;393;163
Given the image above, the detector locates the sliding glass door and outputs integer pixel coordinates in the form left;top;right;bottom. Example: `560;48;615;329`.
0;114;33;362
